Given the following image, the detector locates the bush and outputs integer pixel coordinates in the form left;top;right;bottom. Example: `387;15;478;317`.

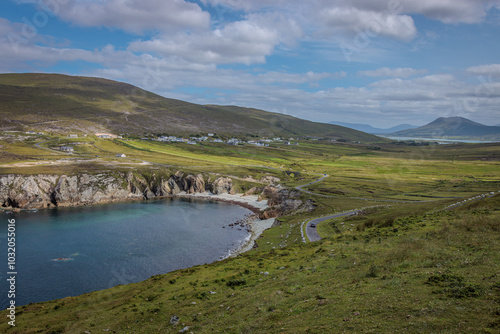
226;279;247;288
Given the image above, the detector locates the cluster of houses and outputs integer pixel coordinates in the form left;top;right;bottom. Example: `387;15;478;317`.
154;135;298;147
53;133;298;155
63;133;123;139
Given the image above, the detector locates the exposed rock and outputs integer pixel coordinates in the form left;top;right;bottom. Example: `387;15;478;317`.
168;177;181;195
243;187;259;196
184;174;205;194
158;179;172;196
211;177;236;195
258;186;305;219
0;172;302;218
259;175;280;184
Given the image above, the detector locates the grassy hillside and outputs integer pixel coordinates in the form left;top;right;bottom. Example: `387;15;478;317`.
2;194;499;333
0;103;498;333
0;73;381;142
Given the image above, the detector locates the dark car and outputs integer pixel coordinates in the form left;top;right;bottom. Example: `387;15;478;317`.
310;223;316;228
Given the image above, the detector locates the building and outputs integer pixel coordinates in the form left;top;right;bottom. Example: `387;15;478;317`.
115;153;126;158
96;133;117;139
60;146;74;152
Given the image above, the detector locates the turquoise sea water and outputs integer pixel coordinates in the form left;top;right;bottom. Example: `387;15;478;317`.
0;197;251;307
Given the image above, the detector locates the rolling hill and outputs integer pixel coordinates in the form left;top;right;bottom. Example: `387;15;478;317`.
389;117;500;140
329;121;417;134
0;73;382;142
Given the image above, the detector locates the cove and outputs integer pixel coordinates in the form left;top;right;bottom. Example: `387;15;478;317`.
0;197;252;307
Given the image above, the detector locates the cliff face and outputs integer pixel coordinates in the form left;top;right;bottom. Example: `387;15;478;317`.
0;172;310;219
0;172;234;210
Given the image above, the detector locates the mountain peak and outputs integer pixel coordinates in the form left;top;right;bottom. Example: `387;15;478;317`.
390;116;500;138
430;116;484;126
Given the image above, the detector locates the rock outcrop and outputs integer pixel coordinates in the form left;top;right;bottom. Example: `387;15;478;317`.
0;171;309;218
0;171;218;210
211;177;236;195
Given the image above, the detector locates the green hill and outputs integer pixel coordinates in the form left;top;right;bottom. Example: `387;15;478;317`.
2;194;499;333
390;117;500;139
0;73;382;142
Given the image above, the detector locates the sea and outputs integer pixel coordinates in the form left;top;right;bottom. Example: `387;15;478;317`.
0;197;251;307
383;136;499;144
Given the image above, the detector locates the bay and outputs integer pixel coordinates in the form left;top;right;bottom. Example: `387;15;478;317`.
0;197;251;307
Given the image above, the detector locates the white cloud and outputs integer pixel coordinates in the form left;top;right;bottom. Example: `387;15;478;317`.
201;0;289;12
45;0;210;33
467;64;500;77
2;2;500;127
256;71;345;85
347;0;500;24
401;0;499;24
129;13;302;65
358;67;428;78
319;7;417;41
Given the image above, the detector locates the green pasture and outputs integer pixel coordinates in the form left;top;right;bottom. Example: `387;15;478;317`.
3;195;499;333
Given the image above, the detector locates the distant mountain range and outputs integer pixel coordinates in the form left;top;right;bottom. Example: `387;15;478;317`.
330;117;500;140
0;73;382;142
389;117;500;139
328;121;417;134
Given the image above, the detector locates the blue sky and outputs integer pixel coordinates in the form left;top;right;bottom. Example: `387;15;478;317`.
1;0;499;127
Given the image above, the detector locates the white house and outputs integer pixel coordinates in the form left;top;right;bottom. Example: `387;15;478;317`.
96;133;117;139
60;146;74;152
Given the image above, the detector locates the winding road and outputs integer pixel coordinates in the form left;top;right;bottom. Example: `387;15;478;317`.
305;210;360;242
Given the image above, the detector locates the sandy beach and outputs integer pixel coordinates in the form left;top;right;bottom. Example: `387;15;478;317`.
231;217;276;255
178;191;275;256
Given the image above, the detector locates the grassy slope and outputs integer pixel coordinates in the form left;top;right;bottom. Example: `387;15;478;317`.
2;196;499;333
0;73;381;142
0;132;499;333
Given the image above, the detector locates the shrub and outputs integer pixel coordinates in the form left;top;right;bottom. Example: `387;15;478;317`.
226;279;247;288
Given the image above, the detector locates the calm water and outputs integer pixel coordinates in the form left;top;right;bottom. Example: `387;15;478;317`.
383;136;499;143
0;197;251;307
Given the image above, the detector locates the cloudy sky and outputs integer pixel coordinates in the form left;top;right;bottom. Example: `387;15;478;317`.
1;0;500;127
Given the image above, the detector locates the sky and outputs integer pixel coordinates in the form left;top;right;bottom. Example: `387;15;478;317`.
1;0;500;128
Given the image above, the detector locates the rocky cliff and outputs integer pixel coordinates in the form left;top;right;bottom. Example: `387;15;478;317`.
0;171;311;219
0;171;235;210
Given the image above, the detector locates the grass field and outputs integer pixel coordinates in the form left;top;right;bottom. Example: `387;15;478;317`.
0;131;499;333
2;195;499;333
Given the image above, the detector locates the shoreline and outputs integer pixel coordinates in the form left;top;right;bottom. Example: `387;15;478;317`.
178;192;275;256
229;217;276;256
177;191;269;213
2;191;277;257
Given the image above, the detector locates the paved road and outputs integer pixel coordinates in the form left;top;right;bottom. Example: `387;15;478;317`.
305;210;359;242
